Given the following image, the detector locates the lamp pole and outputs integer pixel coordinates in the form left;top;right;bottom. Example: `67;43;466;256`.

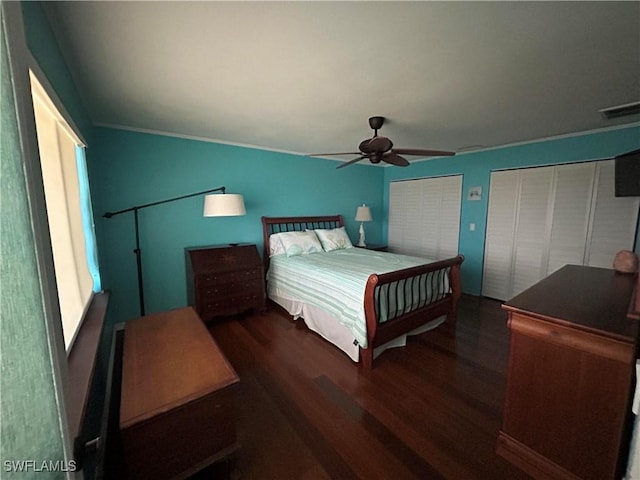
103;186;226;316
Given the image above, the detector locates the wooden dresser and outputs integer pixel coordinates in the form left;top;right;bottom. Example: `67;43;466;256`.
120;307;239;479
498;265;638;480
186;244;266;322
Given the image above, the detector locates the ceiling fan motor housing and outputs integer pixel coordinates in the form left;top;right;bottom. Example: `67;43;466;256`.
311;115;455;169
369;116;385;130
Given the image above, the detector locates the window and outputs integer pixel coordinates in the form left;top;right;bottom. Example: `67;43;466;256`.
30;71;101;351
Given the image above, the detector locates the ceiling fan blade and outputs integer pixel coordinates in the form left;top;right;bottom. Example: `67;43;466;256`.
392;148;456;157
336;155;367;169
308;152;361;157
382;153;410;167
358;138;372;154
367;136;393;153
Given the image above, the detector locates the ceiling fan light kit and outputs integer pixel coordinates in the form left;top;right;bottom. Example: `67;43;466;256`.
309;116;456;169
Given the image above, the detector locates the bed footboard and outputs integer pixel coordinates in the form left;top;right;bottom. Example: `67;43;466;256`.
361;254;464;369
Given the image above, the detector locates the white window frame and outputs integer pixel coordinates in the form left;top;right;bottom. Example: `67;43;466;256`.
30;71;100;351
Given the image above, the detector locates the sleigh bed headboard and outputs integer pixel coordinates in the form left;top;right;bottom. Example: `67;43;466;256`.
261;215;344;271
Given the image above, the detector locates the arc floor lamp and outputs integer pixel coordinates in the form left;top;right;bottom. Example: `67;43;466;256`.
103;186;245;316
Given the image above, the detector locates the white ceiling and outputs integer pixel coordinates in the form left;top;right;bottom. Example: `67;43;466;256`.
47;1;640;163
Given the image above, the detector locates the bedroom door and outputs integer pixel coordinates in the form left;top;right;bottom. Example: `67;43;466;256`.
482;160;639;301
388;175;462;260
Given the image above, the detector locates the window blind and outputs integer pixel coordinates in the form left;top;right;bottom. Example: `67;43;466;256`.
30;72;98;350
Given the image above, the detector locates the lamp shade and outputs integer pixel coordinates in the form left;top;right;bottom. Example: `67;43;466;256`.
355;204;372;222
203;193;246;217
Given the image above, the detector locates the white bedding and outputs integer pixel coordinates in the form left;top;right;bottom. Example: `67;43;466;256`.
266;248;448;362
269;286;445;362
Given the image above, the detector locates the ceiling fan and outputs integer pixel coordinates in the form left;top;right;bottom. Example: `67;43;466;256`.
310;116;456;169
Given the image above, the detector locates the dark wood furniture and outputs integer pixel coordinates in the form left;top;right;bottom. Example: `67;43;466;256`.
186;244;266;322
120;307;239;480
95;323;125;480
356;244;388;252
498;265;638;480
261;215;464;369
629;273;640;320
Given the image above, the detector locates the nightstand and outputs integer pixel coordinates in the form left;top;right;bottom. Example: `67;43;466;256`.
185;244;266;322
356;244;388;252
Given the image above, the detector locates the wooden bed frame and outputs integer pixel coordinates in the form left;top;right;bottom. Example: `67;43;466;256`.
261;215;464;369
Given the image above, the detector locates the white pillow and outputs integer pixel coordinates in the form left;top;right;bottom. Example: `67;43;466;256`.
279;230;323;257
269;233;287;257
314;227;354;252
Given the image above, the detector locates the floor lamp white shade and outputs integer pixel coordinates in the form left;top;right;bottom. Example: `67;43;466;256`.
355;204;372;247
203;193;246;217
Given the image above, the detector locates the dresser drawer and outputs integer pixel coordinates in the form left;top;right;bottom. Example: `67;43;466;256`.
200;293;265;318
200;282;263;300
196;268;263;288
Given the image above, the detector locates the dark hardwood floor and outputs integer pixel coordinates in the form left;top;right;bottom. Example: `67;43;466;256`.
202;295;532;479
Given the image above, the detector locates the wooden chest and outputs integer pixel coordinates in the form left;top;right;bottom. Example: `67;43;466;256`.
186;244;265;322
120;307;239;479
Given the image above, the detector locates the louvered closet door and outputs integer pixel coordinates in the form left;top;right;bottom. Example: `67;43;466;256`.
388;181;406;250
437;176;464;258
511;166;554;296
586;160;640;268
418;179;442;257
483;160;639;301
482;170;519;300
388;175;462;260
546;162;596;275
388;179;422;254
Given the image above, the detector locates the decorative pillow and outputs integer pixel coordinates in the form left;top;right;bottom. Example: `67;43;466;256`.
269;233;287;257
314;227;354;252
279;230;323;257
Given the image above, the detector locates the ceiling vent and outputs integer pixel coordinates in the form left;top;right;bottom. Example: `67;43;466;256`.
598;101;640;120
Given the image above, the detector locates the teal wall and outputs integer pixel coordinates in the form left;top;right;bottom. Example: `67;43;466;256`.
383;126;640;295
90;127;384;324
1;4;65;478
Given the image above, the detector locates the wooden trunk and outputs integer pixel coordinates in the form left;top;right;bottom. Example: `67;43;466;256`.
120;307;239;479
